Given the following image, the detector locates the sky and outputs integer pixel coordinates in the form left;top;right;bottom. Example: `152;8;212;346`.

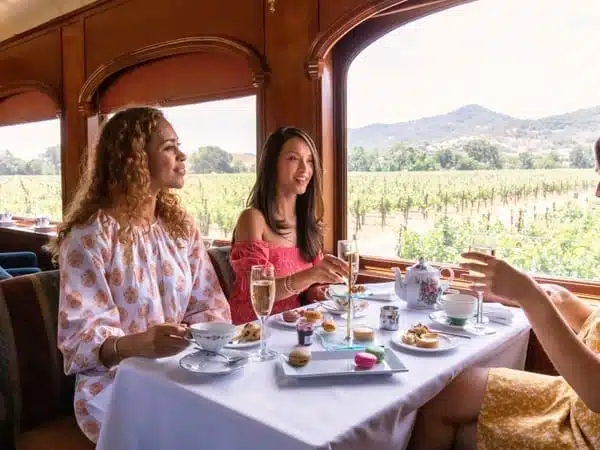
2;0;600;159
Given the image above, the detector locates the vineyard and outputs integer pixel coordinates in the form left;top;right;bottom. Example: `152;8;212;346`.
1;168;599;279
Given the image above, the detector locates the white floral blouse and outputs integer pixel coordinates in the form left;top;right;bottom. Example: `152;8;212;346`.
57;210;231;442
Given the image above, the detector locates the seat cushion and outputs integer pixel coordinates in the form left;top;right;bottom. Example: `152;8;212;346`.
17;416;94;450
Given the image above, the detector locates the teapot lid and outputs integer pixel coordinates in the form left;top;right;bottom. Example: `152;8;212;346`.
408;257;436;273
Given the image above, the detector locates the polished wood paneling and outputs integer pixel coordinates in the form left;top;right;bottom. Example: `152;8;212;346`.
99;52;255;112
83;0;264;77
0;30;62;89
61;20;88;211
0;90;58;126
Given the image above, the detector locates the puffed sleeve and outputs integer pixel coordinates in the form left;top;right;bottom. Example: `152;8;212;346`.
228;241;271;324
57;221;123;375
184;226;232;324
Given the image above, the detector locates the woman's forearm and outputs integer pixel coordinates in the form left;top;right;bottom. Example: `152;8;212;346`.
273;268;315;301
521;285;600;412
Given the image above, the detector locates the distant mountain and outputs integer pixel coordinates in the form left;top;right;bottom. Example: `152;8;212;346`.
348;104;600;153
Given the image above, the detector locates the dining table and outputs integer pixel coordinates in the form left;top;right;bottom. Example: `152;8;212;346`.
95;283;531;450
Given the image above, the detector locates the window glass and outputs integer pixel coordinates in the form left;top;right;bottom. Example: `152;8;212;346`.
347;0;600;280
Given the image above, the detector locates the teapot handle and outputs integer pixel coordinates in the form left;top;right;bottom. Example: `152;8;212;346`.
440;266;454;284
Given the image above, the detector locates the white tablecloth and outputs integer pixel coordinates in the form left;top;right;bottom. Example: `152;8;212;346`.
96;289;531;450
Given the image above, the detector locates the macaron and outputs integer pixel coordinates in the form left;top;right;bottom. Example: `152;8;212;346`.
354;352;377;369
365;346;385;363
288;347;311;367
282;310;300;323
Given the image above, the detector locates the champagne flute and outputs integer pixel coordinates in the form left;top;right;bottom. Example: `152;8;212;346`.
466;236;496;335
250;264;277;361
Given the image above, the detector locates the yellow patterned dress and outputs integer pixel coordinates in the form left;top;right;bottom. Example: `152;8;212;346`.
478;307;600;449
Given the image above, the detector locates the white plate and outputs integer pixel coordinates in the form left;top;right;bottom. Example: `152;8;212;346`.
429;310;488;330
33;226;54;232
280;348;408;379
272;313;301;328
224;339;260;349
179;350;248;374
391;329;458;353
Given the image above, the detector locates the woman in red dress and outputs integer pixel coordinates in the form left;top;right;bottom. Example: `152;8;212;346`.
229;126;348;324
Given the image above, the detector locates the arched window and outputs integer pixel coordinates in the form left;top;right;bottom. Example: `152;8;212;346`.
342;0;600;282
0;89;61;221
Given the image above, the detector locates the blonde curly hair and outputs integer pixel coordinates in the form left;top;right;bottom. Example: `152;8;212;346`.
50;106;191;260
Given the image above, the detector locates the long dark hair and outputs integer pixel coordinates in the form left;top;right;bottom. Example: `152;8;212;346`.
595;137;600;167
246;126;324;261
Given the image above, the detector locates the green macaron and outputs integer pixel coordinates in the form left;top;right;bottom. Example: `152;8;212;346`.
365;346;385;363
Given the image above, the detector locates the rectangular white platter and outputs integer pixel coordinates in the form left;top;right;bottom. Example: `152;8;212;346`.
280;348;408;379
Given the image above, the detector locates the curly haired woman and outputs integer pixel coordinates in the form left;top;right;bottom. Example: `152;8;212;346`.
51;106;231;443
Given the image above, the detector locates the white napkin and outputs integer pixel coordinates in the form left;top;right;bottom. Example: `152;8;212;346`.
483;302;514;325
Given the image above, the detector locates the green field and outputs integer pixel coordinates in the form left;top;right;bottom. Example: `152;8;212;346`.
1;169;598;280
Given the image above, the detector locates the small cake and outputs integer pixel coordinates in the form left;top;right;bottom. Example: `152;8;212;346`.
288;347;311;367
353;326;375;342
401;332;417;345
365;346;385;363
282;310;300;323
416;332;440;349
303;310;322;323
354;352;377;369
322;320;336;332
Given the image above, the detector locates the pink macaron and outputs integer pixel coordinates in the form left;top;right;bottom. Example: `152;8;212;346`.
354;352;377;369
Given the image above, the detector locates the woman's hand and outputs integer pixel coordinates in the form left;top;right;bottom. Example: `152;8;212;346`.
120;323;190;359
460;251;539;307
308;254;349;285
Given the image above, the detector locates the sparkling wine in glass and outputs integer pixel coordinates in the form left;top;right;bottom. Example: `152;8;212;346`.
250;264;277;361
467;236;496;335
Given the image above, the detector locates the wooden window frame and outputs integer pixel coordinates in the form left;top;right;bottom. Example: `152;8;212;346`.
326;0;600;301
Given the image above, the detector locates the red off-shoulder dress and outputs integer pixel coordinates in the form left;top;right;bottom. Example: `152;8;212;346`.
229;241;322;325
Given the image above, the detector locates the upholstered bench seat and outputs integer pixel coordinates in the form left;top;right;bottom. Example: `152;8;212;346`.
17;416;94;450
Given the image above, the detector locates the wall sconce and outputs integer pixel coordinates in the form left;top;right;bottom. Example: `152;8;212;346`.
268;0;275;13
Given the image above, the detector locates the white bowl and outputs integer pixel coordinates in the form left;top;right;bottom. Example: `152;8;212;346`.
439;294;477;324
189;322;237;352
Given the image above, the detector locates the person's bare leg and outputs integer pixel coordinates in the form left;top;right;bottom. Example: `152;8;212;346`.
407;367;489;450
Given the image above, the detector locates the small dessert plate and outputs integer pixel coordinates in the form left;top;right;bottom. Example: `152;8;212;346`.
223;339;260;349
391;329;459;354
429;310;488;329
179;350;248;374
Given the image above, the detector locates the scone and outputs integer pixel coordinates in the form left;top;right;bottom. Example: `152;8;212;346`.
303;310;322;323
416;332;440;349
322;320;336;332
288;347;311;367
238;322;261;342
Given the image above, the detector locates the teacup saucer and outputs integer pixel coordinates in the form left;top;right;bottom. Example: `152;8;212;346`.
429;310;488;329
179;349;248;374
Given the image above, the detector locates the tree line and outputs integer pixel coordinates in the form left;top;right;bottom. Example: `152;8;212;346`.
0;145;254;176
349;138;596;172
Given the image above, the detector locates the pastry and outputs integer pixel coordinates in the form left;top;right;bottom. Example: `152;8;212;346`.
365;346;385;363
350;285;367;294
322;320;336;332
416;332;440;349
282;310;300;323
303;310;322;323
353;326;375;342
235;322;261;342
288;347;311;367
354;352;377;369
401;332;417;345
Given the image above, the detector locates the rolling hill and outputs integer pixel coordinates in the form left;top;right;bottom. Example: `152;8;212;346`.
348;104;600;153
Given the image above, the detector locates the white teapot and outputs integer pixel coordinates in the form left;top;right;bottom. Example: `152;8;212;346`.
392;258;454;309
